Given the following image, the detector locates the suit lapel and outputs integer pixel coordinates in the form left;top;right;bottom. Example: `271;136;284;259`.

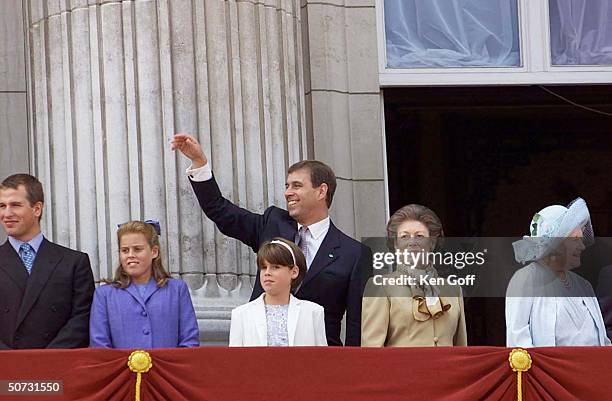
299;222;341;289
287;295;301;346
279;219;298;244
16;239;64;328
253;294;267;345
125;285;145;308
142;279;160;303
0;241;28;292
124;279;159;308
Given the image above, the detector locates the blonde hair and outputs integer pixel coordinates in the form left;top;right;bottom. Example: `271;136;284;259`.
108;221;171;288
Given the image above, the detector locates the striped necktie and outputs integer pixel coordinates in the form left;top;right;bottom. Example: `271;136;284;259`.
296;226;310;268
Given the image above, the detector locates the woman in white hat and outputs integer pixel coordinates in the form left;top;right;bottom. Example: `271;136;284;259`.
506;198;610;347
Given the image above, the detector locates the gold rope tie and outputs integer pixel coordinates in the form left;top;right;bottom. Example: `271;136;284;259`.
128;350;153;401
509;348;532;401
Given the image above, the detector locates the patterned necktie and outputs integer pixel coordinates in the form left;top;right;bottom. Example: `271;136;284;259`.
296;226;310;268
20;243;35;275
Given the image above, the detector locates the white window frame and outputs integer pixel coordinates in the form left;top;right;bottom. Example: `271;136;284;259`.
376;0;612;86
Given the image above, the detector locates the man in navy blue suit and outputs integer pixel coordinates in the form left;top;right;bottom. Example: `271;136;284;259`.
0;174;94;349
172;134;370;346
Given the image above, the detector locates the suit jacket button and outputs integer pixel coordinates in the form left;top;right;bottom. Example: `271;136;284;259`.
4;307;9;313
143;329;150;335
141;310;147;317
51;305;57;312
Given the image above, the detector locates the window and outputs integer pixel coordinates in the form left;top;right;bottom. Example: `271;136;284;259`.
384;0;521;68
549;0;612;66
377;0;612;85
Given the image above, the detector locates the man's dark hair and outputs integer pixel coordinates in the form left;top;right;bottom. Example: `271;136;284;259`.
288;160;337;207
0;174;45;221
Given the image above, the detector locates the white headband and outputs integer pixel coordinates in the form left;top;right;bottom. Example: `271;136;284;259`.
270;240;297;266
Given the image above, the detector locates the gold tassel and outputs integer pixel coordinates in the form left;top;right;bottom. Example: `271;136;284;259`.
509;348;532;401
128;350;153;401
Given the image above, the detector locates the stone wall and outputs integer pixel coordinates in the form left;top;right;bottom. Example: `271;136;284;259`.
301;0;386;240
0;0;29;244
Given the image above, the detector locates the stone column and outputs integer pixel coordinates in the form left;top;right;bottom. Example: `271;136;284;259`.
301;0;386;239
0;0;29;244
24;0;306;344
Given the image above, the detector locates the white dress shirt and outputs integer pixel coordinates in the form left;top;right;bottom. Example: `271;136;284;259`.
186;163;213;182
297;217;330;269
8;232;44;263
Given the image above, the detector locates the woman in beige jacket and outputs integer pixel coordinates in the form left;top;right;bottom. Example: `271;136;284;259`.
361;204;467;347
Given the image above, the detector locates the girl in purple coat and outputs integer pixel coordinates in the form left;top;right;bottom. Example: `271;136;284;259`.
90;221;199;348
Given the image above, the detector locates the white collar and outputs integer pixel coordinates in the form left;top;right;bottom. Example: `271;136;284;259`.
8;232;44;254
297;216;330;240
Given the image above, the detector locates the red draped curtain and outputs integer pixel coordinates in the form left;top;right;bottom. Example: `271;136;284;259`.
0;347;610;401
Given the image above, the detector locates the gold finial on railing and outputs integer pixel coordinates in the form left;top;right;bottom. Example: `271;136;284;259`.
128;350;153;401
509;348;532;401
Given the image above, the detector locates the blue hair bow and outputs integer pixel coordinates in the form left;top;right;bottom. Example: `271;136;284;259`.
117;219;161;235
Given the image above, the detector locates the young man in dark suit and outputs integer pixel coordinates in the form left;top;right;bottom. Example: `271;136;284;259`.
0;174;95;349
172;134;371;346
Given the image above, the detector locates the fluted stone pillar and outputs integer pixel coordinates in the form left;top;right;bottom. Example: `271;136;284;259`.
24;0;307;344
0;0;29;245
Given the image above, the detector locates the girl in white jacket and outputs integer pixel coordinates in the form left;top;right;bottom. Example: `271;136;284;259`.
229;238;327;346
